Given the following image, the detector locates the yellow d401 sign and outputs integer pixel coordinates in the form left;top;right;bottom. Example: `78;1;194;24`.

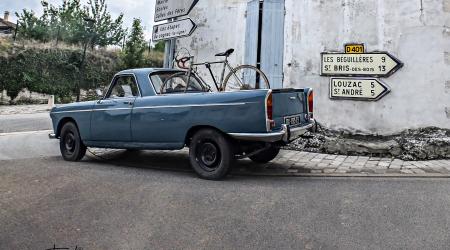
345;44;365;54
330;78;390;101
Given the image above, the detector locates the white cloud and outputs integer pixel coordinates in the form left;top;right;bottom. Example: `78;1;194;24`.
0;0;156;39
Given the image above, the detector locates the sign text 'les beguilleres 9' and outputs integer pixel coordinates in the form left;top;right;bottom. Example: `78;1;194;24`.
321;52;403;77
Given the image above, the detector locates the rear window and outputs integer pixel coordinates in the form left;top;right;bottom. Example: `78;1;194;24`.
150;71;208;94
150;71;182;94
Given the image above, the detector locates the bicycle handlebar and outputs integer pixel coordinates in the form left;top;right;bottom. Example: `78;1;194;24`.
176;56;193;69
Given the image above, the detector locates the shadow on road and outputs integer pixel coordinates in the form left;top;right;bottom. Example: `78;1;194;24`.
82;148;305;177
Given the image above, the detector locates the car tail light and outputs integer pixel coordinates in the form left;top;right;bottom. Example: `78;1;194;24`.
266;91;275;131
308;90;313;118
266;92;273;120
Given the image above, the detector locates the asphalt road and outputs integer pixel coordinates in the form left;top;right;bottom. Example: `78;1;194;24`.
0;112;52;133
1;115;450;249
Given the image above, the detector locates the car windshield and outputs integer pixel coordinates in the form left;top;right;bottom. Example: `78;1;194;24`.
150;71;210;94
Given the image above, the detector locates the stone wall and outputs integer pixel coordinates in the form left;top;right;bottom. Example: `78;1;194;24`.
0;90;11;104
1;88;51;104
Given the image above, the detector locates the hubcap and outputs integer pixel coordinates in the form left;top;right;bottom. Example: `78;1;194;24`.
64;132;76;153
197;141;221;171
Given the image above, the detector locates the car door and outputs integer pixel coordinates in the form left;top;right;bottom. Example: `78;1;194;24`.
90;74;140;142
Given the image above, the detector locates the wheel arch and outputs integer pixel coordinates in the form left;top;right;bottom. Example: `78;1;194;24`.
184;125;233;147
56;117;78;138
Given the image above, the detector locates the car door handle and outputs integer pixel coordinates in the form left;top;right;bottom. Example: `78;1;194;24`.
123;101;134;105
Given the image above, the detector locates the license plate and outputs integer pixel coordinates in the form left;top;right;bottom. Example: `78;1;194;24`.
284;115;301;127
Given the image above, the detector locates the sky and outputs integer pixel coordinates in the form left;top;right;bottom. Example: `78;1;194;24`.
0;0;156;40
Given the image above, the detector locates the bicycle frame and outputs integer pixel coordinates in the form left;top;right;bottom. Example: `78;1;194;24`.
187;57;245;91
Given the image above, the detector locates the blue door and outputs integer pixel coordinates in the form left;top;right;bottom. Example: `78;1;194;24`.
252;0;285;89
244;0;260;87
90;75;139;142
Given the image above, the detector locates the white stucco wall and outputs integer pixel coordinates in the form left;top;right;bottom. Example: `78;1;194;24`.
177;0;450;135
176;0;248;82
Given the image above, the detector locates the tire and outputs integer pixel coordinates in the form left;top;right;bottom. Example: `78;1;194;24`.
59;122;87;161
189;129;235;180
222;65;270;91
249;146;280;164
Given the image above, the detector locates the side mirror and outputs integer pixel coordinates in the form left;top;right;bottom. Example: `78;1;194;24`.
95;89;104;98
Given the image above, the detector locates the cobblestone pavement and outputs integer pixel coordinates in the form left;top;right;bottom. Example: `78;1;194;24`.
249;150;450;176
0;104;50;115
88;148;450;177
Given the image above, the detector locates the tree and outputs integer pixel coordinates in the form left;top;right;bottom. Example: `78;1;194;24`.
16;0;126;48
16;9;49;42
84;0;126;48
121;19;146;69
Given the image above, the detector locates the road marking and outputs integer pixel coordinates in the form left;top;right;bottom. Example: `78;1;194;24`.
0;130;53;137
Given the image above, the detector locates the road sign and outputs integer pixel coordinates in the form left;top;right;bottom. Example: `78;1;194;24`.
153;18;197;41
154;0;199;22
330;78;391;101
345;44;365;54
321;52;403;77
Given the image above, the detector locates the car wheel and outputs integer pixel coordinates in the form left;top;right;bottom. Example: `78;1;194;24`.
60;122;87;161
249;146;280;164
189;129;235;180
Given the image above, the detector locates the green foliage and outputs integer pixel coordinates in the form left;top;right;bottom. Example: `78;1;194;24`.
0;45;118;103
86;0;126;47
121;18;146;69
153;41;165;53
16;0;126;47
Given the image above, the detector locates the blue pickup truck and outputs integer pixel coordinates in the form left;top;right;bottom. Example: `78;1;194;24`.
49;68;315;180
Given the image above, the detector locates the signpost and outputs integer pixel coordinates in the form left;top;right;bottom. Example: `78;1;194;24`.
321;45;403;102
321;52;403;77
154;0;199;22
153;18;197;41
330;78;390;101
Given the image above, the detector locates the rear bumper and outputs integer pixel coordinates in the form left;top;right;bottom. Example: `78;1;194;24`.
229;119;316;143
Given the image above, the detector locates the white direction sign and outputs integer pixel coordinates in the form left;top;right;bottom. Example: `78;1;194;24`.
153;18;197;41
330;78;391;101
154;0;199;22
321;52;403;77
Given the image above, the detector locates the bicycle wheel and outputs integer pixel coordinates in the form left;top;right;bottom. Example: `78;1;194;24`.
160;72;210;94
160;72;187;93
222;65;270;91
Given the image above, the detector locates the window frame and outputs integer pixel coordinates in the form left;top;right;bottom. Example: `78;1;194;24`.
104;73;142;99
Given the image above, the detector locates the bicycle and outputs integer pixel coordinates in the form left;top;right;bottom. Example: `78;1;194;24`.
160;48;270;94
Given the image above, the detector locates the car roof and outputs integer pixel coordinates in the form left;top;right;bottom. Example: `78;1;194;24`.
117;68;184;76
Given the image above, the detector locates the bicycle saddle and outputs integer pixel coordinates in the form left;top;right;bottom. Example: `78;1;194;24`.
215;48;235;57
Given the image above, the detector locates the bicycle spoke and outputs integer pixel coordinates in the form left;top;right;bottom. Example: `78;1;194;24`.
223;65;270;91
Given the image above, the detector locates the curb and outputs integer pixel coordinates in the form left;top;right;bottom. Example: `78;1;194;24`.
232;172;450;178
0;130;52;136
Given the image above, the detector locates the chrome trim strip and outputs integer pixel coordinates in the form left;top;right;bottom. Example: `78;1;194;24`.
52;107;134;114
51;109;93;114
133;102;255;110
52;102;255;114
93;108;133;112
